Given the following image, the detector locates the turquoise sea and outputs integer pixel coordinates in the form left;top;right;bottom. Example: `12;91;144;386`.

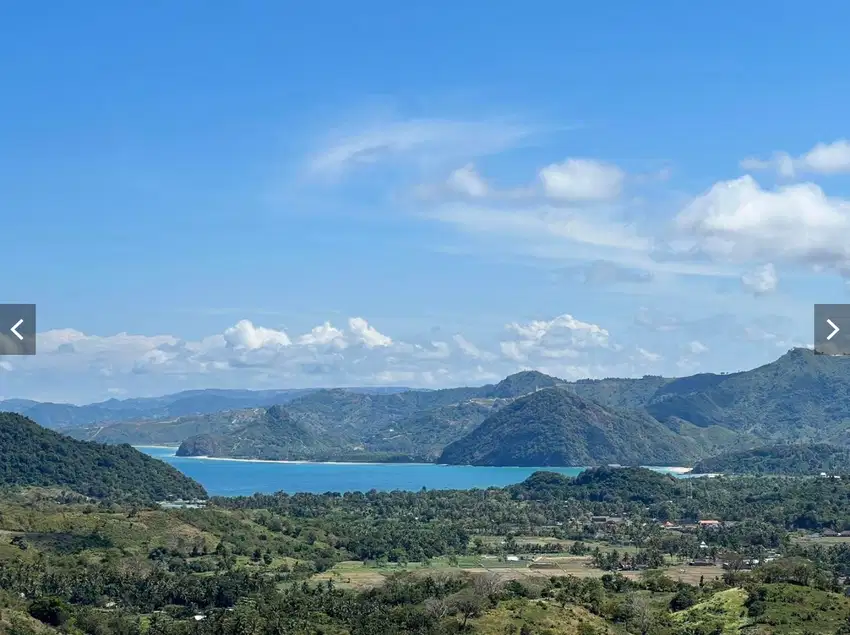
138;446;692;497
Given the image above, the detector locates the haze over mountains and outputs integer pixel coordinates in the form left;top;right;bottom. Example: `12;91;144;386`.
0;386;411;431
9;348;850;467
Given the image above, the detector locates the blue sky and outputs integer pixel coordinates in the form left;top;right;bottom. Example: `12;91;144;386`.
3;1;850;402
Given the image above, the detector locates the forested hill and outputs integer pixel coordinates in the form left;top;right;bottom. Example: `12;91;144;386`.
510;467;680;505
438;388;702;467
0;412;206;501
691;443;850;475
28;348;850;467
641;348;850;441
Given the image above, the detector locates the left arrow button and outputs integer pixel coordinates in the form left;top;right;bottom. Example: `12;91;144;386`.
0;305;37;355
10;319;23;341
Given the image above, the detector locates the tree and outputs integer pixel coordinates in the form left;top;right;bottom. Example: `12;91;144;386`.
474;572;504;600
628;594;662;635
451;591;485;629
28;597;70;627
670;586;698;611
424;597;450;620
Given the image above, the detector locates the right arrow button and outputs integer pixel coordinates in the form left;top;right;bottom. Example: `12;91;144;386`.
827;318;840;341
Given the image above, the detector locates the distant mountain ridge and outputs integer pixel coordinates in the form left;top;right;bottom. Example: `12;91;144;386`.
68;370;563;461
1;386;413;430
18;348;850;468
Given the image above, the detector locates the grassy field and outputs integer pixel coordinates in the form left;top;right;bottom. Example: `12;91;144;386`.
312;553;729;589
469;599;616;635
672;587;749;634
793;534;850;546
476;535;641;553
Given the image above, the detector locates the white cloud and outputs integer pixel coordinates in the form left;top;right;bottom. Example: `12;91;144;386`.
223;320;291;350
637;347;662;362
688;340;709;355
539;159;624;201
425;200;741;281
297;322;347;349
2;310;809;403
500;314;612;364
741;263;778;295
307;118;532;178
742;140;850;178
452;334;495;360
674;175;850;274
348;317;392;348
446;164;488;197
429;203;650;252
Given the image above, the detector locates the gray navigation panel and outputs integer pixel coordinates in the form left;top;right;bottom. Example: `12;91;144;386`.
0;304;36;355
814;304;850;355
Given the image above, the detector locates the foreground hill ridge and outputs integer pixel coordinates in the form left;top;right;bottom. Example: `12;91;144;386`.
0;412;207;501
20;347;850;468
691;442;850;475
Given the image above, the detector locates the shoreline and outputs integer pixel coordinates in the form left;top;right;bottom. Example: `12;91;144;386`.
136;448;694;472
174;455;432;466
134;444;181;449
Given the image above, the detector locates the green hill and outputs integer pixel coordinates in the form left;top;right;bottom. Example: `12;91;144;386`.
438;388;703;466
176;405;330;460
692;443;850;475
511;466;681;505
0;412;206;501
644;348;850;441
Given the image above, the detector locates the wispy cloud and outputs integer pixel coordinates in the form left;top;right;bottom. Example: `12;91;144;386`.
741;139;850;178
305;117;537;179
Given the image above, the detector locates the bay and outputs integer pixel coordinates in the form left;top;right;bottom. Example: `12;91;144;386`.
138;446;692;497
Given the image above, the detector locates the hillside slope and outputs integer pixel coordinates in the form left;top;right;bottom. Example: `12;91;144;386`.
438;388;703;466
0;412;206;501
644;348;850;441
176;405;329;460
691;443;850;475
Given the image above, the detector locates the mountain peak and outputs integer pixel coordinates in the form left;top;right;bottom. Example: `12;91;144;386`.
438;387;699;467
488;370;564;398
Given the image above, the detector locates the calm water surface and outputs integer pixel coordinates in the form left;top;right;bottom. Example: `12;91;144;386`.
138;446;690;497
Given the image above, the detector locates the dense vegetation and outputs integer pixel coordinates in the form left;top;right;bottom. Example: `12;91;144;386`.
438;389;702;466
6;466;850;633
692;443;850;475
0;412;206;502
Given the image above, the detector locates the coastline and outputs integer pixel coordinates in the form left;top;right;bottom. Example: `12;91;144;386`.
173;455;431;466
134;444;181;449
138;448;694;473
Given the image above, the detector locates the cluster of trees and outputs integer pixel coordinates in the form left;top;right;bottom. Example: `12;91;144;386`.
0;412;206;502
